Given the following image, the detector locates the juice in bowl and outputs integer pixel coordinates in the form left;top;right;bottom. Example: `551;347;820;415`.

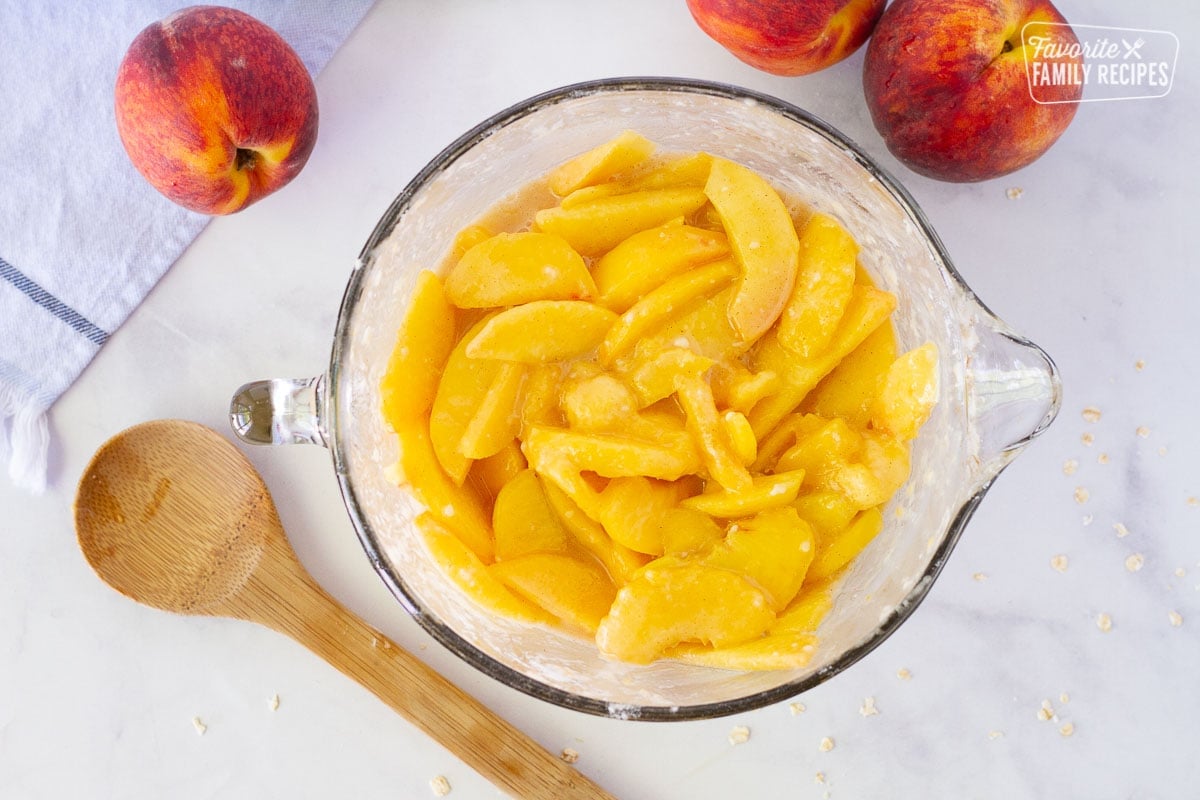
230;78;1060;720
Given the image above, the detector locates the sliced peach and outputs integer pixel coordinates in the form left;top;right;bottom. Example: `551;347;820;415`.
681;469;806;518
534;188;709;257
416;513;552;624
541;482;648;585
560;370;638;432
523;425;700;483
771;581;834;634
776;212;858;357
393;420;494;562
667;631;817;671
807;506;885;582
465;301;617;362
448;224;495;262
776;417;863;477
827;431;911;509
660;507;725;557
635;285;744;362
598;259;737;364
802;322;898;428
444;232;596;308
547;130;656;196
429;314;501;483
704;157;800;343
593;222;730;312
870;342;940;441
749;285;897;438
674;375;752;492
519;364;565;436
492;469;570;561
622;346;715;407
380;270;456;429
595;561;774;663
490;553;617;634
470;439;527;504
792;491;858;541
701;507;816;611
596;476;693;556
458;362;526;460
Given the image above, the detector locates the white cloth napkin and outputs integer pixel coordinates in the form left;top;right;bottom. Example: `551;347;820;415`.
0;1;374;492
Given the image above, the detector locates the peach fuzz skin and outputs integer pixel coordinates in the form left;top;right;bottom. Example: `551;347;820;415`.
686;0;886;77
115;6;318;215
863;0;1082;183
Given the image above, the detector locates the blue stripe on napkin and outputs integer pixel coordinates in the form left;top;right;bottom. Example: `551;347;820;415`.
0;257;110;347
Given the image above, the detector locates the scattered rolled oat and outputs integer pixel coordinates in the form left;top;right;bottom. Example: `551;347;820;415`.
819;736;835;752
430;775;451;797
1135;359;1146;371
1097;453;1110;465
988;730;1005;740
1050;554;1068;573
973;572;988;582
1113;522;1129;538
1158;446;1168;456
267;694;280;711
1081;432;1095;446
1006;186;1024;200
1168;610;1183;627
789;702;807;715
192;717;207;736
1125;553;1145;572
860;697;879;716
1081;407;1102;423
561;747;580;764
1062;458;1078;475
897;668;912;681
1059;692;1070;704
1073;487;1090;505
1187;496;1198;508
1175;567;1187;578
1096;612;1113;632
1082;514;1094;526
1037;700;1055;722
815;772;826;784
729;725;751;745
1059;722;1075;737
1136;426;1150;438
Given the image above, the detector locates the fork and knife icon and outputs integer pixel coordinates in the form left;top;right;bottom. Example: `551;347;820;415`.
1121;37;1146;60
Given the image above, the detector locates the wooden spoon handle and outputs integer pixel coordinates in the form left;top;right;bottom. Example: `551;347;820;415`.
237;537;615;800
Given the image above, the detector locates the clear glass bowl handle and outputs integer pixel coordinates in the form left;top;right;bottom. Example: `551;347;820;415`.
229;375;327;446
966;314;1062;477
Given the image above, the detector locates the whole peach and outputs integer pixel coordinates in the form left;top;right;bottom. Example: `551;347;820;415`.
115;5;318;214
686;0;886;77
863;0;1082;182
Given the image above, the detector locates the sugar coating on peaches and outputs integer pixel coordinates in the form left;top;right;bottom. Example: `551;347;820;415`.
381;131;939;670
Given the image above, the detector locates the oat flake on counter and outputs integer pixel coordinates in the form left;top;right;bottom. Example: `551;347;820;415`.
819;736;835;752
1097;613;1113;632
1125;554;1145;572
859;697;879;716
191;717;207;736
560;747;580;764
789;702;807;715
1063;459;1079;475
429;775;451;797
728;725;750;745
1074;487;1090;504
1051;554;1069;573
1168;610;1184;627
1081;407;1102;423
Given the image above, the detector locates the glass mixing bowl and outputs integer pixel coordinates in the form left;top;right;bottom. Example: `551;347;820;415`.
229;78;1060;721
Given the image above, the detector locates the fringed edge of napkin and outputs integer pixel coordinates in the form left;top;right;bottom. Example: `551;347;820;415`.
0;383;49;494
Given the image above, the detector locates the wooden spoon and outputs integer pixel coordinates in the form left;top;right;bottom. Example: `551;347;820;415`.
74;419;614;800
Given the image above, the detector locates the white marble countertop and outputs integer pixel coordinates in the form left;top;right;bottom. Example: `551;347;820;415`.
3;1;1197;797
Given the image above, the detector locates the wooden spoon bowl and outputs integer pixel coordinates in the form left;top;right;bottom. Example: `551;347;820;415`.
74;419;612;800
